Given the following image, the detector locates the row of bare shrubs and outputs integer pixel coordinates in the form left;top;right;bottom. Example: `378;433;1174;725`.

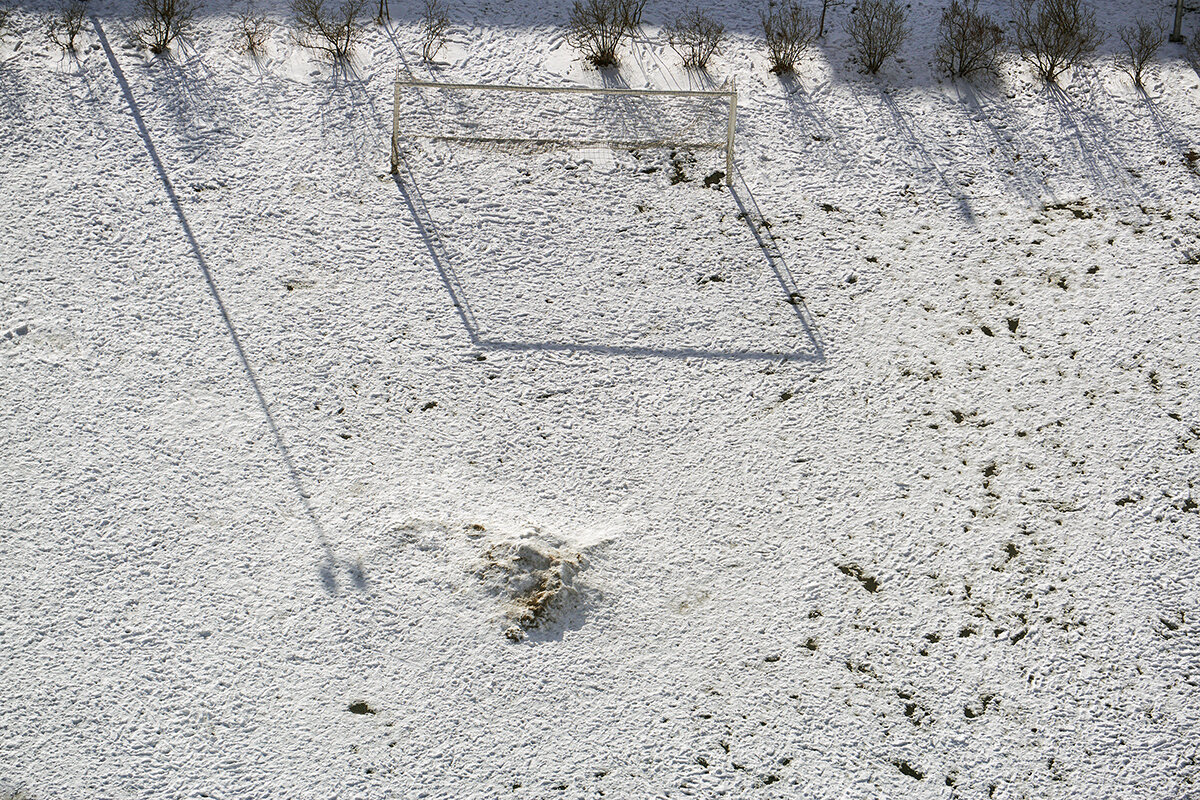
279;0;448;61
778;0;1160;83
0;0;174;54
569;0;1181;88
1010;0;1164;87
567;0;730;69
568;0;909;75
936;0;1167;88
4;0;1191;88
0;0;87;52
0;0;447;62
250;0;449;62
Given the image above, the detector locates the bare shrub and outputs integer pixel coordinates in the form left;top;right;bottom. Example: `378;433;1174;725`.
44;0;86;52
132;0;197;54
236;5;275;55
761;2;818;75
935;0;1003;79
1011;0;1104;83
626;0;646;28
667;7;724;70
1116;18;1164;88
292;0;365;61
420;0;450;62
845;0;908;74
566;0;638;67
0;6;12;42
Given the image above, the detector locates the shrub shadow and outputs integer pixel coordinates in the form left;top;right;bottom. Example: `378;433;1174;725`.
1044;80;1157;210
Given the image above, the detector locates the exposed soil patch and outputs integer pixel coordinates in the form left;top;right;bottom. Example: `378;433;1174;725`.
836;563;880;593
1044;201;1093;219
479;538;584;640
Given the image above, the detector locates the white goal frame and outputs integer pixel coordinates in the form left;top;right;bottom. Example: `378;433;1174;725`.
390;77;737;186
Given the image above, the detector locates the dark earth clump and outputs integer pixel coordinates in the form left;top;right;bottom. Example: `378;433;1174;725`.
836;563;880;593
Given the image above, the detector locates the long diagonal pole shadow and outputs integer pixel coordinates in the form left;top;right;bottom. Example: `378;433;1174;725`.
93;18;344;592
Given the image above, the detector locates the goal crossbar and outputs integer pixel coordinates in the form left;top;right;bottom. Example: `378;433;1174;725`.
390;78;737;185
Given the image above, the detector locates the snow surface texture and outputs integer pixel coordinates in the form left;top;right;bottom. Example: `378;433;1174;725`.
2;0;1199;797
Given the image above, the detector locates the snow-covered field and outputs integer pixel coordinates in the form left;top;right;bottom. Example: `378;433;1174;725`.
2;0;1199;796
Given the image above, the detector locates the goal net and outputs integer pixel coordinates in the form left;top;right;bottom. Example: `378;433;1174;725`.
390;77;737;185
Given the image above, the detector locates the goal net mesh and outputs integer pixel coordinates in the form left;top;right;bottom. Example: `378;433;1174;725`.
394;81;733;155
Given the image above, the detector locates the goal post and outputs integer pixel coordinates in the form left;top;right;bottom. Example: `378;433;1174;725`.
390;77;737;186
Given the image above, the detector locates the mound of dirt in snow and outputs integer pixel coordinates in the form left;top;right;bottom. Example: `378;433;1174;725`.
477;536;585;640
